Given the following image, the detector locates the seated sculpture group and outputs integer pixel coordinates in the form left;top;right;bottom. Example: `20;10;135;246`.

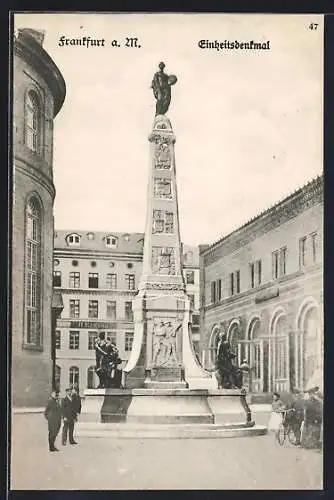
95;332;123;388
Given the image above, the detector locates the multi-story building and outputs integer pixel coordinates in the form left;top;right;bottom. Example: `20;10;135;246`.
199;176;323;395
53;231;200;394
12;28;66;406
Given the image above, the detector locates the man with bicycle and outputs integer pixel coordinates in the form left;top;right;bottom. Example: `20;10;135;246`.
288;388;305;446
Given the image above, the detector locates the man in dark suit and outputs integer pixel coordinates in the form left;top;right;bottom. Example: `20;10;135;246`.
289;388;305;446
44;390;62;452
61;388;78;445
71;383;82;417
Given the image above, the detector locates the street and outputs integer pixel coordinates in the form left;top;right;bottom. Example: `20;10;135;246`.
10;413;322;490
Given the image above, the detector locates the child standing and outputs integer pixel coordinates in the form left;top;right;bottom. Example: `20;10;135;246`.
268;392;286;433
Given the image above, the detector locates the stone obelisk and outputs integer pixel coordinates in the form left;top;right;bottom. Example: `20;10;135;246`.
123;62;216;390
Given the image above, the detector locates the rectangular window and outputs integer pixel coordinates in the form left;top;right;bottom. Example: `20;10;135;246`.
125;301;133;321
311;232;318;263
279;247;287;276
69;272;80;288
217;279;222;301
55;330;61;349
69;299;80;318
211;281;216;303
88;273;99;288
125;274;135;290
230;273;234;296
235;270;240;294
272;251;279;279
69;330;80;350
299;237;307;268
125;332;134;352
106;273;117;289
257;260;262;285
88;300;98;318
53;271;61;287
106;300;116;319
88;331;98;350
106;331;117;345
185;270;195;284
250;263;255;289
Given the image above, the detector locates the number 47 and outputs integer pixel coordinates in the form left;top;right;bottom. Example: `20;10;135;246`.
309;23;318;30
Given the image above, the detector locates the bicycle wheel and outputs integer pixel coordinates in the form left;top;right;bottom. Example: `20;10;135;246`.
276;424;286;445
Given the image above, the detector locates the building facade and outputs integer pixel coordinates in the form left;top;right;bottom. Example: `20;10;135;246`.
12;29;66;406
200;176;323;395
53;231;200;394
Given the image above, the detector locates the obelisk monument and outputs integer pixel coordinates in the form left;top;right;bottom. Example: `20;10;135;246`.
123;62;216;390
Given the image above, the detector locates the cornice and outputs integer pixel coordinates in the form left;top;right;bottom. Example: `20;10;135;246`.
203;176;323;266
14;33;66;117
53;249;143;260
56;287;138;296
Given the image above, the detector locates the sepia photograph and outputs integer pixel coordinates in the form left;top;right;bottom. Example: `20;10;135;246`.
10;12;323;490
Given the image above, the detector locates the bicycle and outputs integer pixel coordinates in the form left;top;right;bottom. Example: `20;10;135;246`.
275;409;299;446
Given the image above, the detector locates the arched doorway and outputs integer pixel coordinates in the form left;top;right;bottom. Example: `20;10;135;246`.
247;318;265;393
270;312;289;393
207;325;221;369
297;300;322;390
228;320;242;365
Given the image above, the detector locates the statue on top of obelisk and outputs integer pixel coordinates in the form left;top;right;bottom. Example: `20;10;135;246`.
151;62;177;115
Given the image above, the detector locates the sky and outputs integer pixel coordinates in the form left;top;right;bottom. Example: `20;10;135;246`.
14;13;324;245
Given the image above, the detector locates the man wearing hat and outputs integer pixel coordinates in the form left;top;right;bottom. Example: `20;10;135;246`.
44;390;62;452
61;388;78;445
289;388;305;446
302;386;322;448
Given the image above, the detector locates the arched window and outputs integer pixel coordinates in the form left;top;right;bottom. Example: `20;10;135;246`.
25;197;42;346
87;366;97;389
303;307;319;387
249;318;262;381
69;366;79;387
25;90;41;153
273;315;288;381
55;365;61;391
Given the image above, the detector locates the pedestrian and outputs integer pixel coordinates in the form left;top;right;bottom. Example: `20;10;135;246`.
288;388;305;446
44;389;62;452
268;392;286;433
301;386;322;449
61;388;78;445
71;383;82;417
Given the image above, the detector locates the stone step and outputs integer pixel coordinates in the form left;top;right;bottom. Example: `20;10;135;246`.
76;422;267;439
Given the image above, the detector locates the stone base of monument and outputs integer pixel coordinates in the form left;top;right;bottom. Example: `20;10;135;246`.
80;388;266;438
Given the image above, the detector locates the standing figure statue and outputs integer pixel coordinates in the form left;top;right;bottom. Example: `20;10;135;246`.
216;332;243;389
151;62;177;116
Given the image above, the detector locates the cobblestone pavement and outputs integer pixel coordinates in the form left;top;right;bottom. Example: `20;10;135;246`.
10;414;322;490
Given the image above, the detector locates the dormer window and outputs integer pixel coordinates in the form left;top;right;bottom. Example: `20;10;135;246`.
105;235;118;247
67;233;81;246
87;232;95;240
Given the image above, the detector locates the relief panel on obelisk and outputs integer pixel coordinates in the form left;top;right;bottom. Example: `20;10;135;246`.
153;177;172;199
152;246;176;275
151;319;182;367
154;141;171;169
152;210;174;234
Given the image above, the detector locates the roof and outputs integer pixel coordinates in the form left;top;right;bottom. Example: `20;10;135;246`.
201;174;323;256
54;230;144;254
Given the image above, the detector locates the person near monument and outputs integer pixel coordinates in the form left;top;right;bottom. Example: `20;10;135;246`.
267;392;286;433
44;390;62;452
287;388;305;446
61;388;78;445
71;383;82;417
151;62;177;116
301;386;322;449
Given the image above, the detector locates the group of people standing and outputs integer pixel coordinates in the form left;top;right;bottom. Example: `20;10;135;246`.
44;384;81;452
268;386;323;449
